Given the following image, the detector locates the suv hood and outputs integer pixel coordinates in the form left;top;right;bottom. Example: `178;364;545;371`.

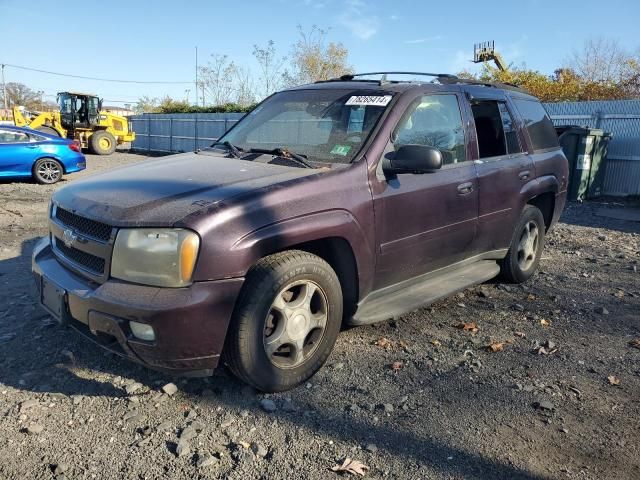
53;151;319;226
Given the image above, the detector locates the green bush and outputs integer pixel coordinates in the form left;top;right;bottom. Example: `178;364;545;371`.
157;102;257;114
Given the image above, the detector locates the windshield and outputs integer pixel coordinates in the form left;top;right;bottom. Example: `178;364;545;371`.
216;89;393;164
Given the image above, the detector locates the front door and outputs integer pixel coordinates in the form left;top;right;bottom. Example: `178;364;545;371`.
0;128;38;177
370;92;478;289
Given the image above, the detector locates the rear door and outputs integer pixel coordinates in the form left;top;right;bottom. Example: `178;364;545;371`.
370;91;478;289
0;129;38;177
461;88;534;254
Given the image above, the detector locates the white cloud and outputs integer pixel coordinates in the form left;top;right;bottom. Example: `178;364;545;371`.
389;14;399;21
403;35;443;45
338;0;380;40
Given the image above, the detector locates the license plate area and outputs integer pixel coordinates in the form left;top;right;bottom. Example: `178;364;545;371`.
41;276;66;321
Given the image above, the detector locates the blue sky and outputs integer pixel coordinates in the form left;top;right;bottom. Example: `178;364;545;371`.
1;0;638;106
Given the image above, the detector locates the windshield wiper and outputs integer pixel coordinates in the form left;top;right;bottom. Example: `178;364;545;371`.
211;140;244;158
247;147;315;169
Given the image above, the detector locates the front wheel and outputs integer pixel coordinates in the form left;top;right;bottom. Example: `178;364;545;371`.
33;158;63;184
89;130;116;155
223;251;343;392
500;205;545;283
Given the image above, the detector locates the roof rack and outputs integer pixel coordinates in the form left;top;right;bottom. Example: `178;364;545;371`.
319;71;528;94
327;71;457;85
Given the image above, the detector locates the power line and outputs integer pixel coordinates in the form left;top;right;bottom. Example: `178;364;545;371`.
1;62;192;85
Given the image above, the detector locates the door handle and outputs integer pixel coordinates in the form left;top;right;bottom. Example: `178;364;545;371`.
518;170;531;180
457;182;474;195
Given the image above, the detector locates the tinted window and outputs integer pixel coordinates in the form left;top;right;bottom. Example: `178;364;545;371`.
0;130;29;143
395;94;466;165
498;103;522;154
513;99;559;151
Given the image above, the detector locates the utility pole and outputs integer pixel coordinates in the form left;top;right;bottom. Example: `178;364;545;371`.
1;64;7;112
195;46;198;106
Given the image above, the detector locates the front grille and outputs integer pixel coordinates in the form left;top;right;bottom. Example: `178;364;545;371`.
54;238;106;274
55;207;112;242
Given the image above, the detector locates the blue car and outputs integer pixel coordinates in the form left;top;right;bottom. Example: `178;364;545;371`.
0;125;86;184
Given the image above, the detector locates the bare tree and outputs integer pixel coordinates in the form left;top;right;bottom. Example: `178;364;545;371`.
198;54;238;106
233;66;257;106
283;25;353;86
3;82;42;110
568;37;637;83
253;40;287;99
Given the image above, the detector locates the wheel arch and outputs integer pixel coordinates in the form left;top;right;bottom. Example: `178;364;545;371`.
228;211;372;322
277;237;359;320
520;175;559;231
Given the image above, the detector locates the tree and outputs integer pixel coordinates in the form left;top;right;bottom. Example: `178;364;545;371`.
134;96;161;113
567;37;640;97
283;25;353;86
232;66;257;106
3;82;43;110
198;54;239;106
253;40;287;99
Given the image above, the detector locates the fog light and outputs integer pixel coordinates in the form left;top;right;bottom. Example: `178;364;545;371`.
129;321;155;341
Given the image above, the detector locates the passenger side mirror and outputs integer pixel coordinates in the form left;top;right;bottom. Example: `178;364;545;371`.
382;144;443;175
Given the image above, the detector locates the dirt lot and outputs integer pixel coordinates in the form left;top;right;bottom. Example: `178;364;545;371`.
0;151;639;480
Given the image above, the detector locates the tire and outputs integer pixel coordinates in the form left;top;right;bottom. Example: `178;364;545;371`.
89;130;116;155
36;126;61;137
223;250;343;392
500;205;545;283
33;158;63;184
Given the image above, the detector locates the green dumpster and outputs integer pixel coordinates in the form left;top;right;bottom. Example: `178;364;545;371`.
556;126;612;201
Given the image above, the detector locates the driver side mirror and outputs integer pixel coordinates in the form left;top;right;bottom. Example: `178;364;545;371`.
382;144;443;175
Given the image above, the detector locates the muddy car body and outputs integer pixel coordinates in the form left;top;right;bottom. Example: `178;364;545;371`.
33;73;568;391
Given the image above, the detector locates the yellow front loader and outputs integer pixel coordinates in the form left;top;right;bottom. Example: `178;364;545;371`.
13;91;135;155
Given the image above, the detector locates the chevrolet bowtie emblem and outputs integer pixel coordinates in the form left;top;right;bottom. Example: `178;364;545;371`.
62;229;78;248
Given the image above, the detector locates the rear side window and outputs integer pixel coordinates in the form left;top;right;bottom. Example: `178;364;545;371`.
512;99;559;151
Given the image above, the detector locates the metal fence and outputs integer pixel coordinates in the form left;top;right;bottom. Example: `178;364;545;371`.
545;100;640;196
130;100;640;196
129;113;245;153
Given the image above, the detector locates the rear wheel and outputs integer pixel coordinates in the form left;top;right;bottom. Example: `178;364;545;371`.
89;130;116;155
33;158;63;184
224;250;343;392
500;205;545;283
36;126;60;137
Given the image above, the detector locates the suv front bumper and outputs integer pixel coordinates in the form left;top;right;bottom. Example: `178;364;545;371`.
31;237;244;376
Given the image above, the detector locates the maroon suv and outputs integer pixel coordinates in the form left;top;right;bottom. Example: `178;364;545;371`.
32;72;568;392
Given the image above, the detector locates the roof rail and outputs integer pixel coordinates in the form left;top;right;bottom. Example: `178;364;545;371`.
339;71;458;80
319;71;529;94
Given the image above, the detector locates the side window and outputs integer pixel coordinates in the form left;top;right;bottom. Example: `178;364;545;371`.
512;99;559;151
394;94;466;165
498;103;522;154
470;100;507;158
0;130;29;143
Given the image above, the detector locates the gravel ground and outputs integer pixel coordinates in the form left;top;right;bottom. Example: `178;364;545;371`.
0;151;639;480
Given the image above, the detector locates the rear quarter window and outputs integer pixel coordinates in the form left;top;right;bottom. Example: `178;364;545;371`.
512;99;559;151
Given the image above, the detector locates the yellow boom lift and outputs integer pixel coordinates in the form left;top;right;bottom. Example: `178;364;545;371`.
12;91;135;155
473;40;508;72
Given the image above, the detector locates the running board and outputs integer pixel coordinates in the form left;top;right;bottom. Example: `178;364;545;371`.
350;260;500;326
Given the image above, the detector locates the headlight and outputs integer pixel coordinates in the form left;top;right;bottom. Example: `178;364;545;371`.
111;229;200;287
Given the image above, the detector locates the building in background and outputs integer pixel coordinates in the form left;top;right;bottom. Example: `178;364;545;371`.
103;105;134;117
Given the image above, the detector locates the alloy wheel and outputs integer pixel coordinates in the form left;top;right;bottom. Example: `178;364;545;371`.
517;220;539;271
263;280;328;369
